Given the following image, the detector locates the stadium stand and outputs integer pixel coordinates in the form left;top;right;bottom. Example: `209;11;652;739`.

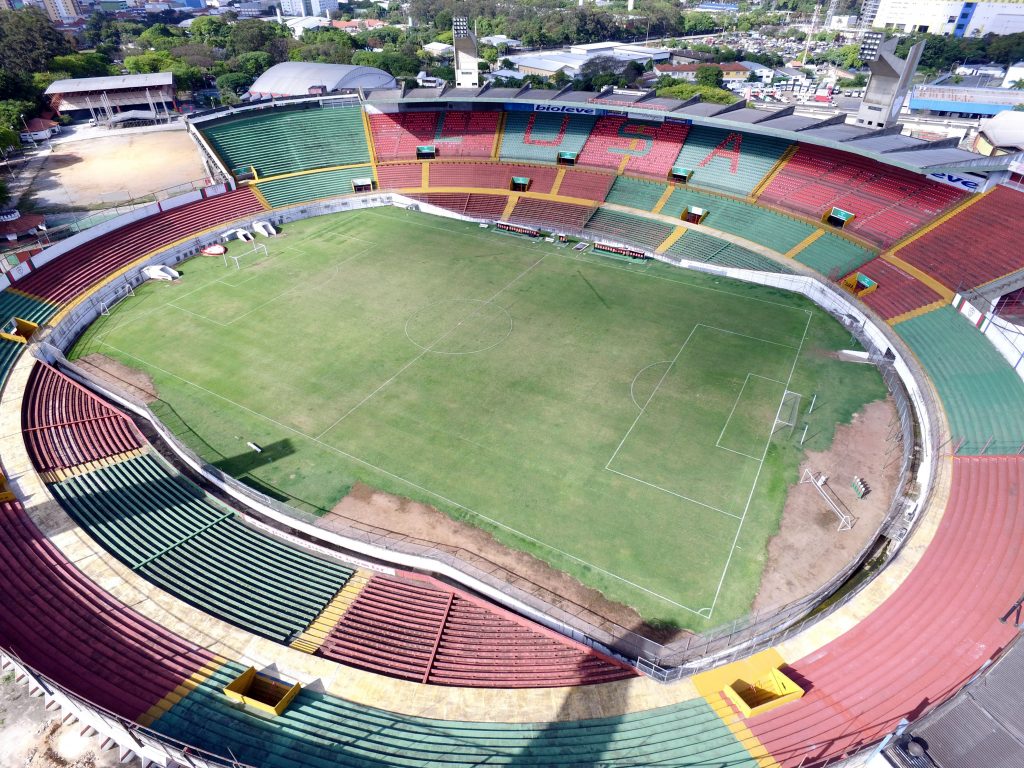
0;498;217;721
0;337;25;388
751;455;1024;766
577;116;689;178
0;290;58;326
200;106;371;178
432;111;501;158
583;207;675;251
22;363;145;474
407;192;509;220
375;162;423;190
428;162;558;194
509;197;596;232
152;658;762;767
665;231;792;274
672;127;791;197
758;145;966;248
13;189;265;305
895;307;1024;454
792;232;874;278
849;258;943;321
661;187;818;254
889;185;1024;291
48;454;354;643
256;166;375;208
317;572;636;687
368;111;439;161
604;175;670;211
554;168;616;201
498;111;596;163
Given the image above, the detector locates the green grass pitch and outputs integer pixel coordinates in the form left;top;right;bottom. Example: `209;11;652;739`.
71;207;887;631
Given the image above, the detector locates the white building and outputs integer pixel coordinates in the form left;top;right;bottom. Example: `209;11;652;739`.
1004;61;1024;88
423;41;454;57
867;1;1024;37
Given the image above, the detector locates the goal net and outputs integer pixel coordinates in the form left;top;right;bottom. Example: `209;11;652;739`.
772;390;802;436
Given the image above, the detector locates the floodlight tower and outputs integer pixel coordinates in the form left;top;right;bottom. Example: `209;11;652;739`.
854;32;925;128
453;16;481;89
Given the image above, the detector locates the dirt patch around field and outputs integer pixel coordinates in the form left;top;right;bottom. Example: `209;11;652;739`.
0;672;132;768
753;397;902;611
320;484;681;644
29;130;205;209
73;353;158;403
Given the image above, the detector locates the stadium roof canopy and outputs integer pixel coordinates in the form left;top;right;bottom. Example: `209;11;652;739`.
44;73;174;95
247;62;396;98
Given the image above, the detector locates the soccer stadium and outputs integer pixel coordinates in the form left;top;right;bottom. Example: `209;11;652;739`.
1;72;1023;768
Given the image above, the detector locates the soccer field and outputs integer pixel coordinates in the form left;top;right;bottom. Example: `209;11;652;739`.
71;207;887;630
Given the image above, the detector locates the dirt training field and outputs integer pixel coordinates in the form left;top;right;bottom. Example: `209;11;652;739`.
29;128;206;209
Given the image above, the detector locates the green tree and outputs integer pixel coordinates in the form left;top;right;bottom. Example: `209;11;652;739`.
656;80;736;105
124;51;175;74
215;71;252;97
232;51;273;79
684;12;717;35
227;19;292;61
138;23;185;51
0;126;19;154
0;100;37;131
0;8;73;73
0;69;35;102
0;179;9;209
695;64;724;89
50;52;115;79
188;15;230;48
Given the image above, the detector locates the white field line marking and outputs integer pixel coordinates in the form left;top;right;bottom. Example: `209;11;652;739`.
629;360;672;411
605;324;700;470
716;372;752;448
707;310;812;618
364;207;813;316
314;253;548;440
605;468;741;521
700;323;801;350
225;245;372;326
715;373;788;458
97;338;706;616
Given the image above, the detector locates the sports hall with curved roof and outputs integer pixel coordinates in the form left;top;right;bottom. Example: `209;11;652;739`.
0;84;1022;768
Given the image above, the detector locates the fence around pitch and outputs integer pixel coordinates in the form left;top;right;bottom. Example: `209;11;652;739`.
36;190;939;673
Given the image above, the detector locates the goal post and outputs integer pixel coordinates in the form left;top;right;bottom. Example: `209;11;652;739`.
772;389;802;436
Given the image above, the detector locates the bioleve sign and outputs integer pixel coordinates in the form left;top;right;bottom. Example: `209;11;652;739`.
928;172;986;193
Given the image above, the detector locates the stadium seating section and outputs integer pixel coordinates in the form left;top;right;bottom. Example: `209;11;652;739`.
0;498;216;721
14;188;265;305
665;231;792;274
890;186;1024;291
895;307;1024;454
554;168;615;201
23;363;145;474
604;175;669;211
201;106;371;178
661;187;818;255
375;162;423;190
369;111;500;160
48;454;354;643
256;166;375;208
368;111;438;161
850;258;943;321
408;192;508;220
583;207;675;251
577;116;689;179
758;145;966;248
673;127;791;197
152;658;762;767
793;232;874;278
428;161;558;194
498;112;596;163
0;338;23;388
318;572;635;687
509;197;596;232
0;290;58;326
